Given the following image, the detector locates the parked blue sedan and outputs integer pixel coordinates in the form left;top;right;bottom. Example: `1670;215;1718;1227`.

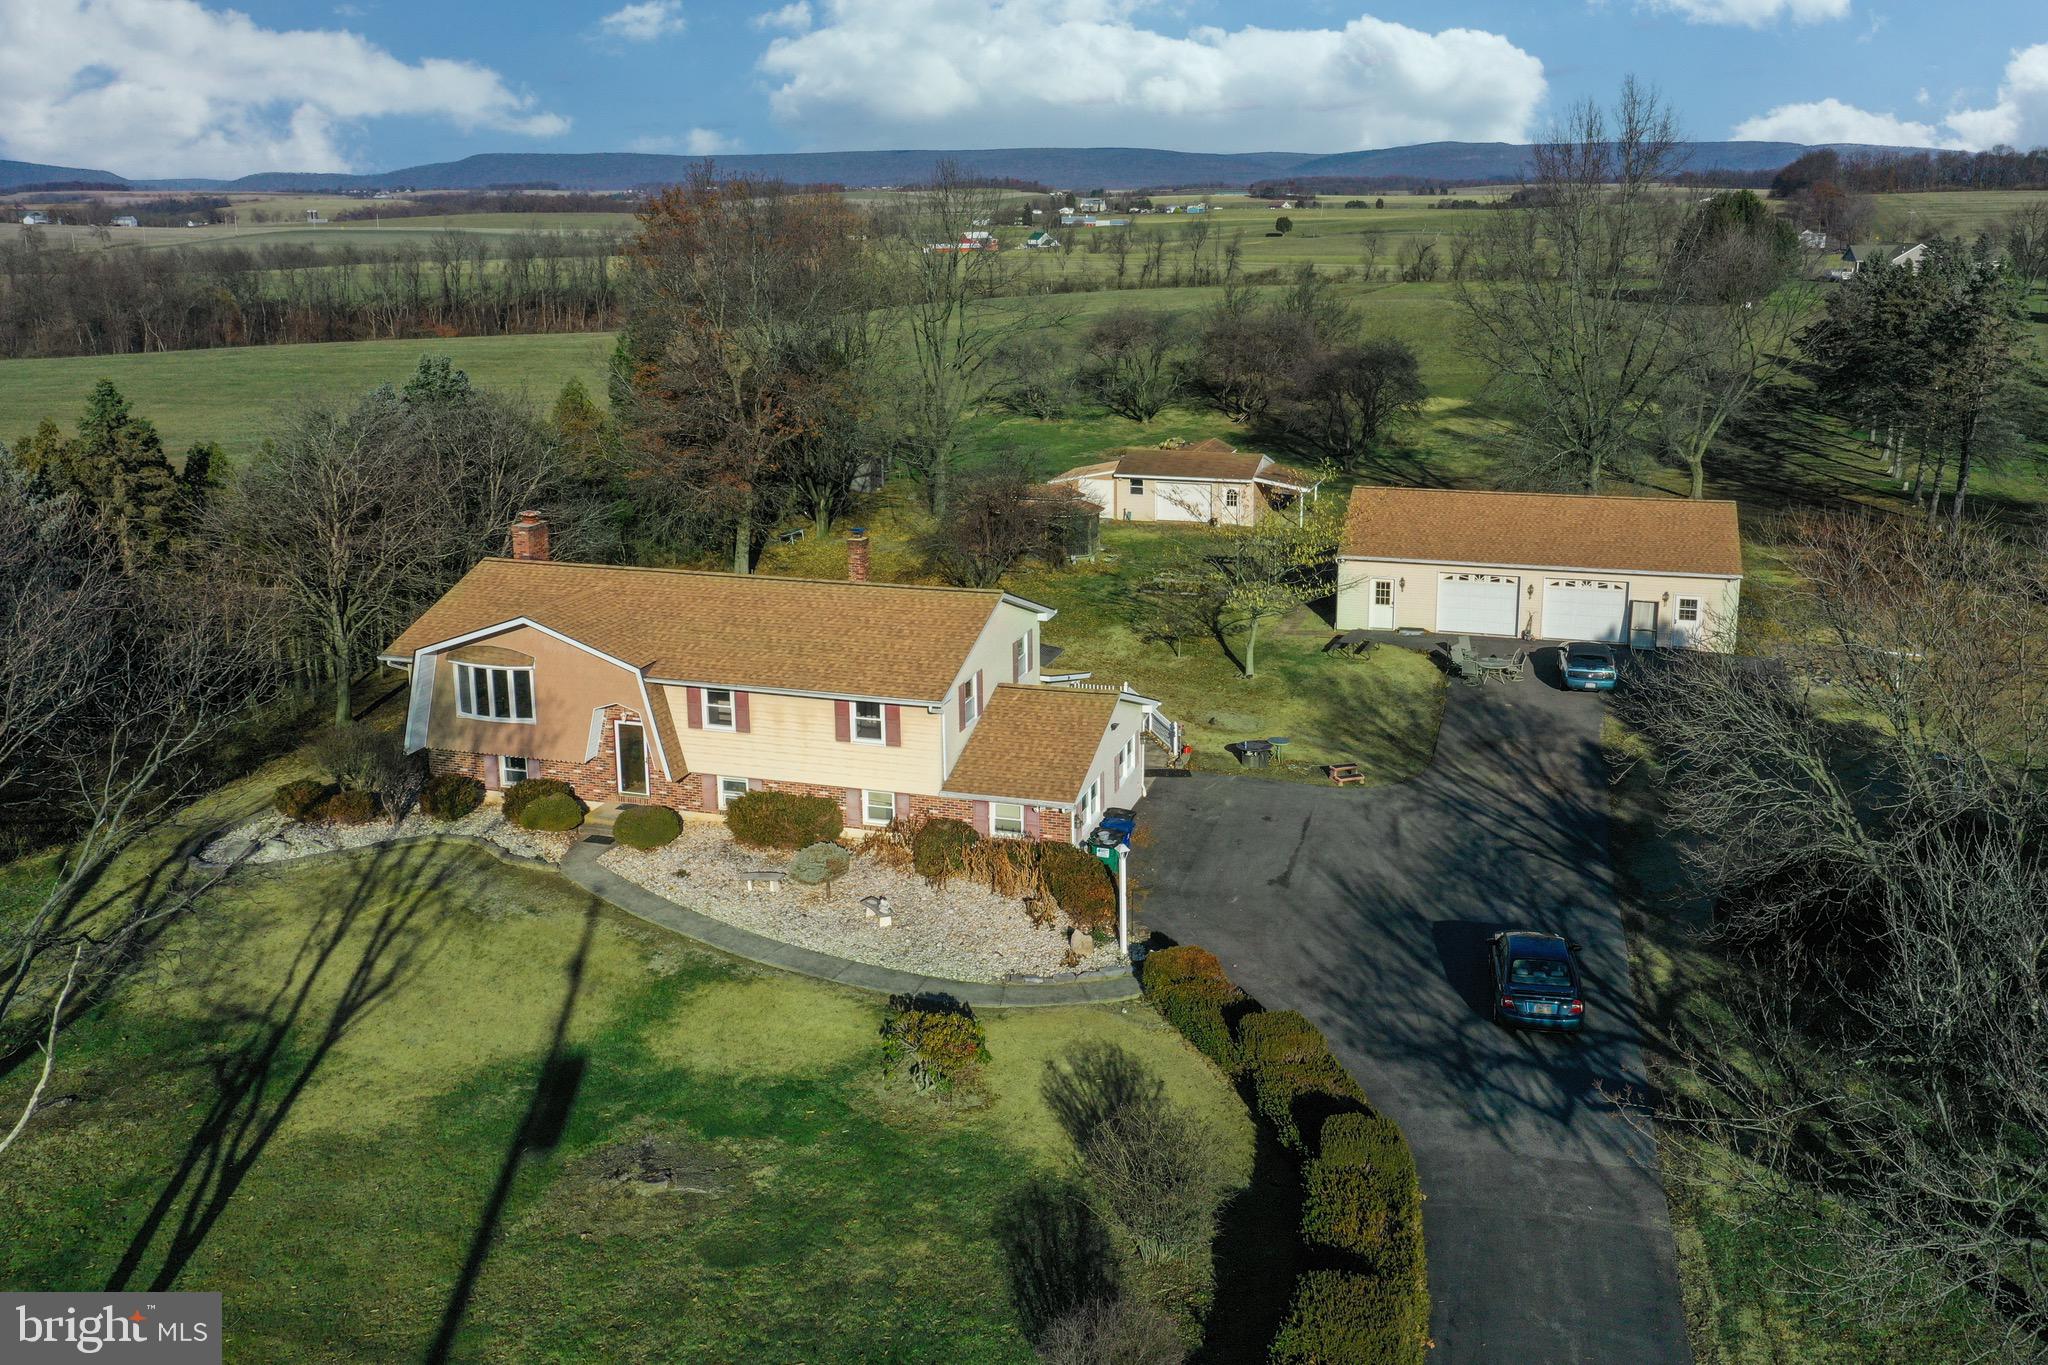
1559;642;1621;692
1490;931;1586;1031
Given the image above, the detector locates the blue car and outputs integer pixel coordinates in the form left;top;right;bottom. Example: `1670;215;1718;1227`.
1560;641;1620;692
1490;931;1586;1030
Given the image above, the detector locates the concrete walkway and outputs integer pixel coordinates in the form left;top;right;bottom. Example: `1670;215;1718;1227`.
559;840;1140;1009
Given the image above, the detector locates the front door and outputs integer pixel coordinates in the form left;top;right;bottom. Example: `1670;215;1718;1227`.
616;721;649;797
1368;579;1395;629
1626;600;1660;651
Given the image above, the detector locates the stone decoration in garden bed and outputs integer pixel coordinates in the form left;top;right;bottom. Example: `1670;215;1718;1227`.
195;807;576;868
600;826;1126;983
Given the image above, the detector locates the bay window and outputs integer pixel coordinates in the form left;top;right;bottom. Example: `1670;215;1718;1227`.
455;663;534;722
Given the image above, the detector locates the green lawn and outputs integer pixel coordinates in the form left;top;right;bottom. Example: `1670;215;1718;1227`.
0;778;1250;1361
0;333;615;460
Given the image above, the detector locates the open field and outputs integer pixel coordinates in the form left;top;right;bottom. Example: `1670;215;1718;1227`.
0;762;1251;1361
0;332;614;457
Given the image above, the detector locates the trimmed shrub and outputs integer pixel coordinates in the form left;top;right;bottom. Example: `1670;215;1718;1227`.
420;773;484;822
911;817;979;881
273;779;331;822
1303;1115;1425;1287
502;777;578;826
881;999;989;1094
1042;842;1115;932
319;789;379;826
517;791;585;832
613;803;682;850
789;841;852;886
1141;945;1247;1072
1269;1269;1429;1365
726;790;842;850
1240;1011;1369;1153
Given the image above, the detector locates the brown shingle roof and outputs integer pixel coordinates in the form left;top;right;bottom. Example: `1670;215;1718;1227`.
385;559;1014;701
1049;458;1119;482
1341;487;1743;578
944;685;1121;804
1110;439;1265;482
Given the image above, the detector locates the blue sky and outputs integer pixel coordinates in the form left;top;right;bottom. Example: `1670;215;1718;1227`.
0;0;2041;178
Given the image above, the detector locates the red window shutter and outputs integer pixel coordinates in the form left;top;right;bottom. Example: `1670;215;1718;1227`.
957;683;968;727
1023;804;1043;839
884;705;901;746
975;670;984;716
1012;638;1022;682
485;754;500;790
834;700;851;742
734;690;751;733
894;791;910;823
843;787;862;827
699;775;719;812
970;801;991;836
685;687;703;729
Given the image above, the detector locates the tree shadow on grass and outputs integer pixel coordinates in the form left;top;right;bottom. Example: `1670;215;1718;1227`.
995;1177;1121;1343
105;840;471;1293
1196;1097;1301;1363
424;899;596;1363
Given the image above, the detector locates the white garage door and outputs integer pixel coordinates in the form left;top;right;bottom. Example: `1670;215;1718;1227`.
1542;579;1628;642
1435;573;1519;637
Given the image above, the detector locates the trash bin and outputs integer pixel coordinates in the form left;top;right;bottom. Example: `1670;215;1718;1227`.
1099;807;1137;838
1230;739;1274;768
1085;825;1125;851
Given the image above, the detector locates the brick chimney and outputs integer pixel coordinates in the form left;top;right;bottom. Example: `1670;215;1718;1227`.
510;510;550;562
847;527;870;583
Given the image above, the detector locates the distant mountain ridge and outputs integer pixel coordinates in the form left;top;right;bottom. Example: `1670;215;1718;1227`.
5;141;1940;194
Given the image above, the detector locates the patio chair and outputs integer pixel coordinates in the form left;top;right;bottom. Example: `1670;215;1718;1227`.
1447;639;1481;686
1504;648;1527;683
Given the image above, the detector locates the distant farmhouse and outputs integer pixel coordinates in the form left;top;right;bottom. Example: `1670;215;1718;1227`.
19;211;48;226
111;215;139;228
1049;439;1320;527
1023;230;1059;249
1076;197;1106;212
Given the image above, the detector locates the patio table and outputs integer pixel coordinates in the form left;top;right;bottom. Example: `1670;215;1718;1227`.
1472;654;1522;682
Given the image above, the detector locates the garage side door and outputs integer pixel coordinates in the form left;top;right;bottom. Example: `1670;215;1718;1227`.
1541;579;1627;642
1435;573;1519;637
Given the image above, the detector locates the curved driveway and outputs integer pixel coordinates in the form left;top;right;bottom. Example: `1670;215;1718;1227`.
1138;661;1691;1363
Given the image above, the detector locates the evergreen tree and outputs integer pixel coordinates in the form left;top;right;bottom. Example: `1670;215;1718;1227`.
400;355;473;405
62;381;184;570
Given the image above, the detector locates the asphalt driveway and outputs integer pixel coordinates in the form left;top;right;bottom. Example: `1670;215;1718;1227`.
1137;654;1692;1363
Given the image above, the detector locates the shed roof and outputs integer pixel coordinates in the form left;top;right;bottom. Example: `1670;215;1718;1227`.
1341;487;1743;578
386;558;1030;701
943;685;1124;804
1050;439;1316;489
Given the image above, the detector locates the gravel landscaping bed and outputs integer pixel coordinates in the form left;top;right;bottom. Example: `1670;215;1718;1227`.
196;808;575;868
599;826;1126;983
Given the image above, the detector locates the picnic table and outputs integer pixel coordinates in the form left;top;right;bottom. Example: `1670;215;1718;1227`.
1324;629;1376;656
1471;651;1526;683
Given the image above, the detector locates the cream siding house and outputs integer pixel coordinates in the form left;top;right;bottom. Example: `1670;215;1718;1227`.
1334;487;1744;651
383;518;1167;843
1048;439;1319;527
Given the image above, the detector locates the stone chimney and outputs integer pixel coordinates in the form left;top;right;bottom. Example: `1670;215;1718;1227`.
847;527;870;583
510;510;550;562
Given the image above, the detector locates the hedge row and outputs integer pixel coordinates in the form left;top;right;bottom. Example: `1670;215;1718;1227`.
727;790;843;850
1040;842;1114;932
1139;946;1430;1365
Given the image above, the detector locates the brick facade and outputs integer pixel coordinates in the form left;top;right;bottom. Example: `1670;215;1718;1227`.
434;711;1080;842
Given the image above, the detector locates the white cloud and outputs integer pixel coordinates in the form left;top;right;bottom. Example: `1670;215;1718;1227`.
1732;98;1949;146
756;0;1546;152
754;2;812;31
597;1;686;42
1733;44;2048;152
628;128;740;154
0;0;566;178
1943;43;2048;150
1644;0;1848;26
1914;87;1930;107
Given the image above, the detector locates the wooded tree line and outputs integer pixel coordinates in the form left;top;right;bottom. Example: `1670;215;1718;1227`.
1774;143;2048;195
1448;83;2039;508
0;228;624;358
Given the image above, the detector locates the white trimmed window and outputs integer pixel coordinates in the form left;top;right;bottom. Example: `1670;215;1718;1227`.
1225;488;1241;507
1129;478;1144;495
717;776;749;810
500;755;530;785
959;675;979;725
1677;597;1701;624
704;688;736;730
456;663;534;722
852;700;885;743
1079;778;1101;826
991;802;1026;836
863;789;896;826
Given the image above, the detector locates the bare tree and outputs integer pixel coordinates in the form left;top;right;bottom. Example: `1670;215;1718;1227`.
1455;78;1687;490
915;451;1087;587
0;486;269;1158
1615;513;2048;1352
1082;308;1183;422
887;162;1047;516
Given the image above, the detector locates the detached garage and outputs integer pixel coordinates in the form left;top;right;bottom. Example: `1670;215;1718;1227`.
1334;487;1744;652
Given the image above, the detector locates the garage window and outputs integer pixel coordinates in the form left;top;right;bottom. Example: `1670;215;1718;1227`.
1129;478;1145;495
1677;597;1701;623
1374;581;1393;607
